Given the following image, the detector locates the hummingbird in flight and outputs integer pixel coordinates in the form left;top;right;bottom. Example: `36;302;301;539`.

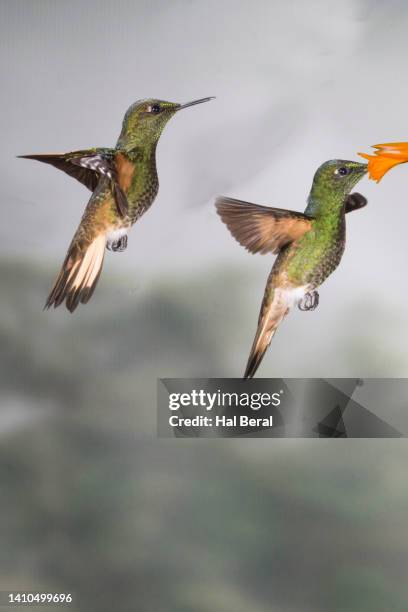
20;97;214;312
216;160;368;378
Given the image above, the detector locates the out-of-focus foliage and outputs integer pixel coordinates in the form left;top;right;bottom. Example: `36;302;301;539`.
1;261;408;612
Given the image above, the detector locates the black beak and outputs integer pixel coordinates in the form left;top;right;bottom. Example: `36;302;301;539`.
178;97;215;110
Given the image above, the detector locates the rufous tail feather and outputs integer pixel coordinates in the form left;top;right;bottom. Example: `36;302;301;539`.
244;288;290;379
45;234;106;312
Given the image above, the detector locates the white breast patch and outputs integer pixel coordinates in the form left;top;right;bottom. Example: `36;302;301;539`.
106;227;129;242
281;285;310;308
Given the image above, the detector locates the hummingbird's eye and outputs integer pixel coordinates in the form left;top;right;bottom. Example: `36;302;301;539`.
336;166;349;177
148;104;161;114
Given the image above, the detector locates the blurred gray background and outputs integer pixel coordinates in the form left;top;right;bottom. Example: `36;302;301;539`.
1;0;408;610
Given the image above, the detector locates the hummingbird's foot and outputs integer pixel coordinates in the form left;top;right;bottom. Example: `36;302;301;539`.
298;290;319;311
107;235;128;252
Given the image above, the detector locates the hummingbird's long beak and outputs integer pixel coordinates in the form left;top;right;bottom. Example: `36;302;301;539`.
178;97;215;110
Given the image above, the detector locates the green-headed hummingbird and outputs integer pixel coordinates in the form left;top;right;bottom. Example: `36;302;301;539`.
216;160;367;378
20;97;214;312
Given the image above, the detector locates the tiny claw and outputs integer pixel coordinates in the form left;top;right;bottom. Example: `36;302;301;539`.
107;235;128;252
298;290;319;312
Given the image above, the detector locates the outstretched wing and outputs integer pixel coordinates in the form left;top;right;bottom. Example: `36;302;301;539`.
18;150;109;191
19;149;129;217
215;196;313;255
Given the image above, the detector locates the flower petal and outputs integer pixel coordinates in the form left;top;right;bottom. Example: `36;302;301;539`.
373;142;408;159
358;142;408;181
358;153;403;182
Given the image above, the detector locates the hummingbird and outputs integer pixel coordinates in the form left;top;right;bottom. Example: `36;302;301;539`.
216;160;368;378
19;97;214;312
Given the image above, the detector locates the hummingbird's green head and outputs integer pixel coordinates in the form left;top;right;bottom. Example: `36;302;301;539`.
306;159;367;216
117;97;214;150
313;159;367;196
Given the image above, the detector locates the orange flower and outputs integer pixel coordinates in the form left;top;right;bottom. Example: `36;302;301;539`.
358;142;408;182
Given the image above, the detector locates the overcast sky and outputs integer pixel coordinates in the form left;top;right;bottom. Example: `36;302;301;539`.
2;0;408;310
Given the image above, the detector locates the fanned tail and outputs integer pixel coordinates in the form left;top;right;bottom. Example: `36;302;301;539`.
244;287;290;379
45;234;106;313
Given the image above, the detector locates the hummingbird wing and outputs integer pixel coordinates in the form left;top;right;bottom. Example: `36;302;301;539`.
18;149;129;217
18;150;109;190
69;153;129;217
216;196;313;255
345;192;367;213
